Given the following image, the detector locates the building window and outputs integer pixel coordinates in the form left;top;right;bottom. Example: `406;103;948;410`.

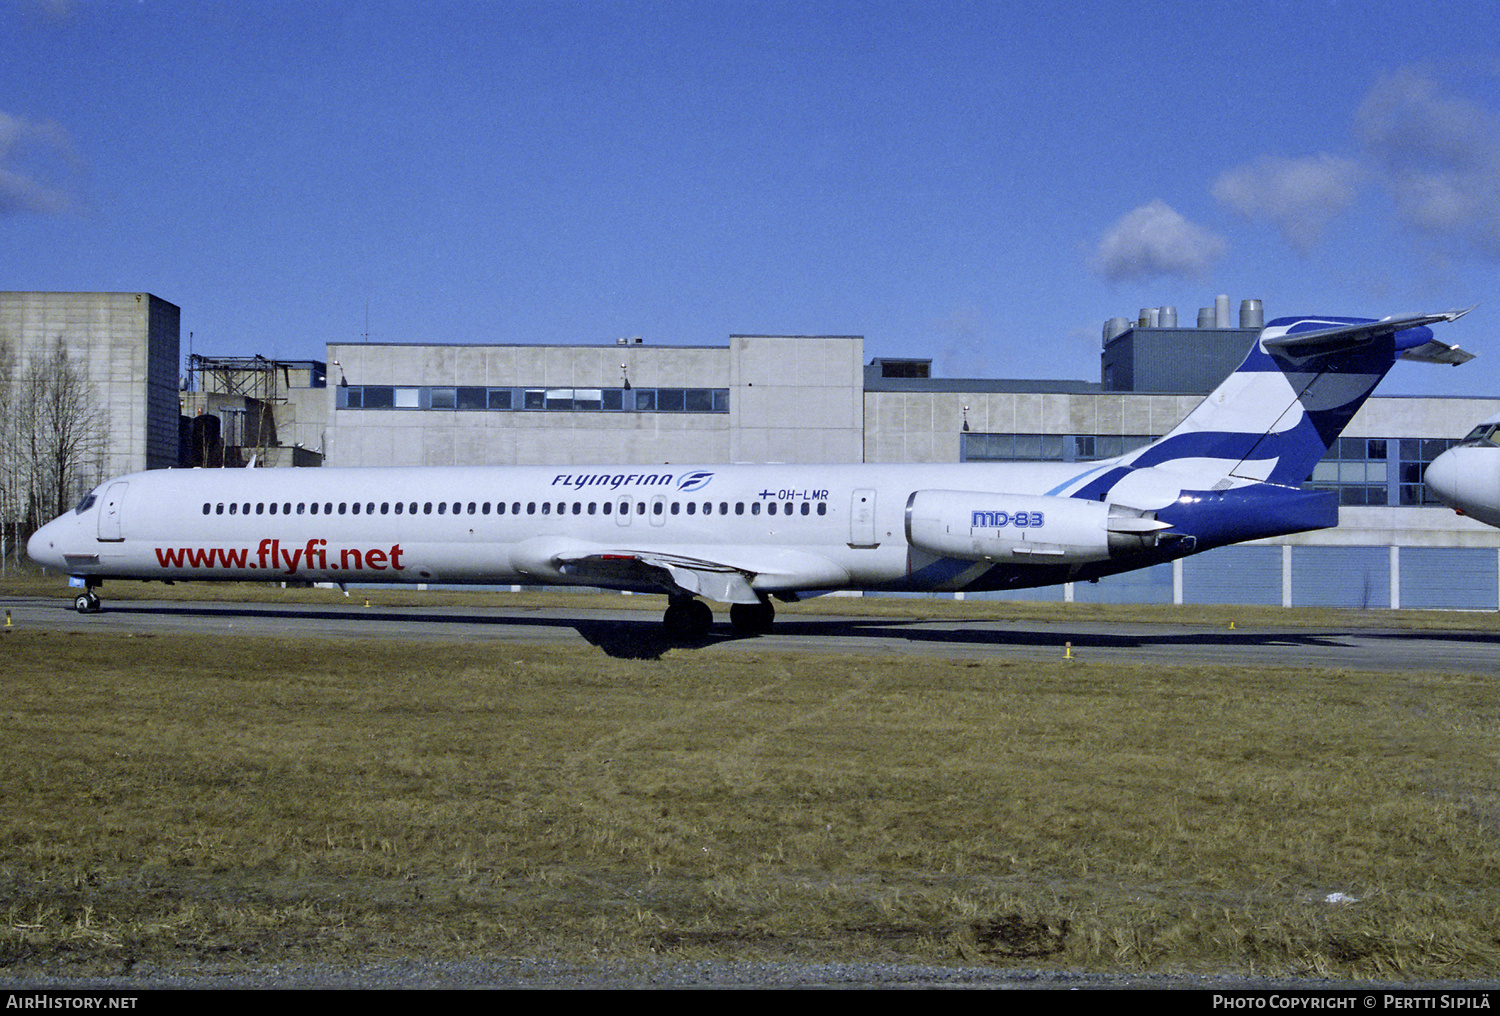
1404;439;1462;506
961;433;1155;463
359;386;394;408
1304;437;1458;507
341;384;728;414
1309;437;1388;506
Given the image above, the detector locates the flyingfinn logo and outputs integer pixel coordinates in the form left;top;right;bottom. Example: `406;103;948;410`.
551;472;676;490
677;470;715;492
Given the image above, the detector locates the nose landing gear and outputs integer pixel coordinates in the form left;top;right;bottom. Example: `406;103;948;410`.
72;582;101;613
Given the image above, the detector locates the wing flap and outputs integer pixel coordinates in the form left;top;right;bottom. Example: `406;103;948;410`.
553;546;850;604
553;549;761;603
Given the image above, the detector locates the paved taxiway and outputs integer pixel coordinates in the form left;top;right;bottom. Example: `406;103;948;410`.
3;595;1494;674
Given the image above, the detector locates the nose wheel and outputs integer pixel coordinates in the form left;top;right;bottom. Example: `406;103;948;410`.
73;590;101;614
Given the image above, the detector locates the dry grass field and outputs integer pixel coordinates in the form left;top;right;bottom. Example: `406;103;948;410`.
2;580;1499;981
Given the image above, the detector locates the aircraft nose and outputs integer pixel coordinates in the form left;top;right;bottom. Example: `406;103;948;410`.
26;519;65;570
1424;450;1461;505
1424;446;1500;527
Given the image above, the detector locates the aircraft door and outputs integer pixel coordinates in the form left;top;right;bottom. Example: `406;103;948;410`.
97;481;128;541
616;495;632;526
850;488;877;547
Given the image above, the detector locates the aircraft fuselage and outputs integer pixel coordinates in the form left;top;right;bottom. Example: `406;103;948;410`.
32;460;1139;596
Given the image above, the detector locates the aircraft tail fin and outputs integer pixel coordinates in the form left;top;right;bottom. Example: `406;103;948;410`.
1120;309;1473;488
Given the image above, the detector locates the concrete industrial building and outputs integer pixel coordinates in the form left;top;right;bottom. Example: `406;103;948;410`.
1;291;180;480
323;333;864;467
8;290;1500;609
184;354;327;468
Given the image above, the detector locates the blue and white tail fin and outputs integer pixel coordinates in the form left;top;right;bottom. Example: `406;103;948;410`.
1121;309;1474;489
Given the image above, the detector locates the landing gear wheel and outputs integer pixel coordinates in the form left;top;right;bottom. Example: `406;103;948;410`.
663;597;713;641
729;599;775;635
73;591;101;614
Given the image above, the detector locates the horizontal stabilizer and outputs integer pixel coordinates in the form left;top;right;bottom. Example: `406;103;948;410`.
1398;339;1474;365
1262;308;1473;360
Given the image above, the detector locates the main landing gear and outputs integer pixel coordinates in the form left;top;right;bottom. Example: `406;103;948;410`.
662;596;713;641
660;595;777;640
728;598;775;635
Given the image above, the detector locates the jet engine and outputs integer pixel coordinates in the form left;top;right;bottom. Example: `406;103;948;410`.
905;490;1170;564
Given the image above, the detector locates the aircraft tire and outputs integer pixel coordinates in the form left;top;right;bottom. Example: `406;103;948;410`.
729;600;775;635
663;597;713;641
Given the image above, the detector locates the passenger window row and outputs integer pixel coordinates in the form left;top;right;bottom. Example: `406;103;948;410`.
201;499;831;518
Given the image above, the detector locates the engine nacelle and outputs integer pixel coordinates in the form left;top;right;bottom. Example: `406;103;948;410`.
905;490;1169;564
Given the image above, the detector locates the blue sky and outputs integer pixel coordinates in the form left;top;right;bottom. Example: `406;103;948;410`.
4;0;1500;397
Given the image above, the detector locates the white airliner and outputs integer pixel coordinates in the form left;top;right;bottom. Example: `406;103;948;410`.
1425;410;1500;528
28;310;1473;638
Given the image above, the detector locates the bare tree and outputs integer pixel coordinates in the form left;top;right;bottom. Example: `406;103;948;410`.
28;336;110;521
0;338;18;571
0;335;109;567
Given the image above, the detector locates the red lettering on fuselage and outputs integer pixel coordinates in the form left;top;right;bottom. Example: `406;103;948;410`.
155;540;406;574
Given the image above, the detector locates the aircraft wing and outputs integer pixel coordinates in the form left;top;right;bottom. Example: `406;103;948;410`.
555;549;758;602
1262;308;1475;363
552;545;852;604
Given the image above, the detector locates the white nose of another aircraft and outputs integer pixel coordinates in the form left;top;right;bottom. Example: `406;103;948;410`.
1425;446;1500;529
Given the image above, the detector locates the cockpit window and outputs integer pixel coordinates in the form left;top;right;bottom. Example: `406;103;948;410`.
73;493;97;515
1461;424;1500;447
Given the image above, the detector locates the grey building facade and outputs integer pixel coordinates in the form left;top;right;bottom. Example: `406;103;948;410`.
1;290;180;481
323;334;865;467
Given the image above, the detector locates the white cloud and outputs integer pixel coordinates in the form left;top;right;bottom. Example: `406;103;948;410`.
1091;200;1227;283
1355;68;1500;258
1212;154;1363;253
0;111;78;216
